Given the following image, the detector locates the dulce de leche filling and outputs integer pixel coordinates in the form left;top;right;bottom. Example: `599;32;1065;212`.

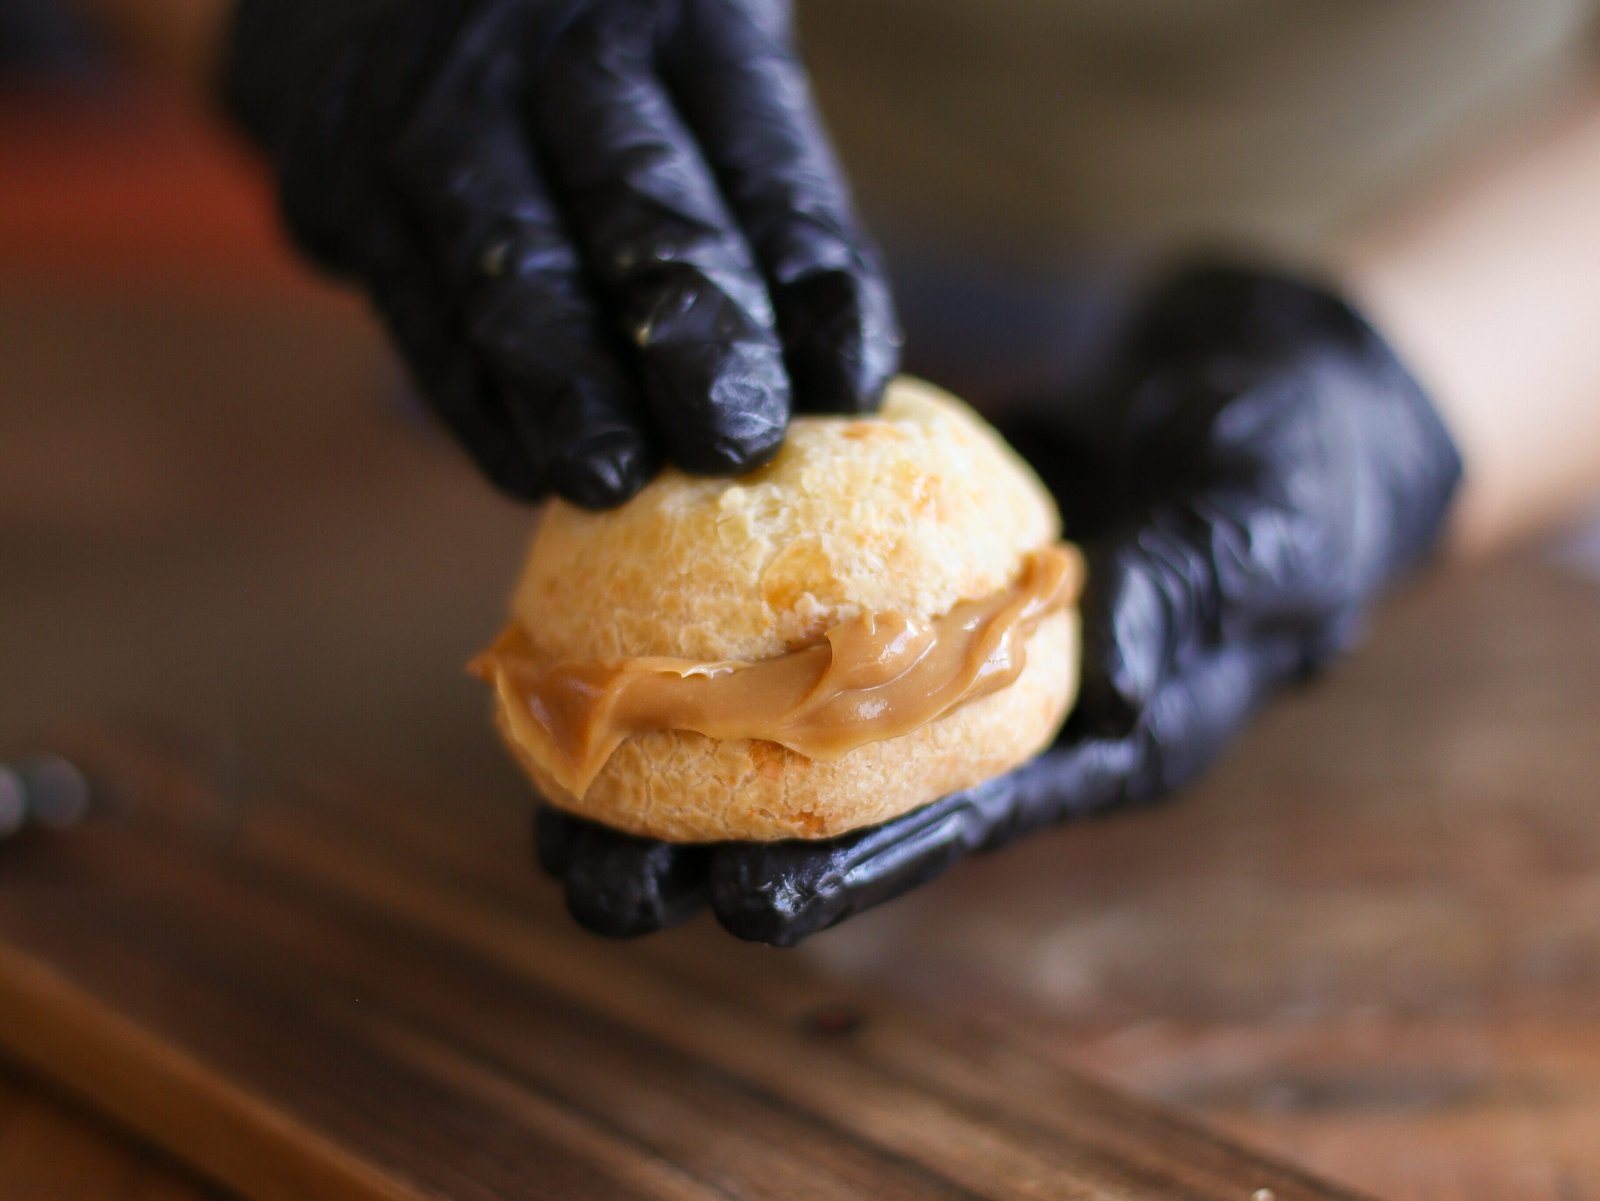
470;544;1082;800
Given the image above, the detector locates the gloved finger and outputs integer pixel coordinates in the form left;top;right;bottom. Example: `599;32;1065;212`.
710;634;1300;946
1075;482;1326;734
704;772;1051;947
391;48;654;508
662;0;899;414
354;201;546;499
704;747;1133;946
532;10;790;476
532;804;584;875
548;808;713;937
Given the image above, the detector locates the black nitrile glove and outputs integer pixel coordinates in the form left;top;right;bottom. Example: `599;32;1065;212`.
221;0;898;505
531;264;1463;945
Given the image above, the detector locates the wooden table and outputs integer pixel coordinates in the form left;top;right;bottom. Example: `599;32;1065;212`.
3;227;1599;1199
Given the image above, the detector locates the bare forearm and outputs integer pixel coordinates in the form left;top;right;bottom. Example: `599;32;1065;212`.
1342;78;1600;557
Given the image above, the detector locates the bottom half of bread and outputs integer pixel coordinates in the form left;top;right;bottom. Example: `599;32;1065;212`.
493;611;1078;842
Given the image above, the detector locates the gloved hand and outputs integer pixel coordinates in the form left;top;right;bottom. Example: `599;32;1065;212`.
531;264;1464;945
221;0;898;506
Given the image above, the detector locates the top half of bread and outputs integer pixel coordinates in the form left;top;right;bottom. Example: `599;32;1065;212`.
511;377;1062;663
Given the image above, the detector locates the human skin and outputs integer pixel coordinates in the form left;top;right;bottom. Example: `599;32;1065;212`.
1340;78;1600;557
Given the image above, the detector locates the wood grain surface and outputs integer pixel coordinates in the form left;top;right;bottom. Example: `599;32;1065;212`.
0;724;1374;1201
0;1061;224;1201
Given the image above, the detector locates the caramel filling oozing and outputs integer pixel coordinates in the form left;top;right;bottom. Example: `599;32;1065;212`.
470;544;1082;800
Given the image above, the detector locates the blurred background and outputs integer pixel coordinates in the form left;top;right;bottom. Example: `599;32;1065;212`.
3;3;1600;1200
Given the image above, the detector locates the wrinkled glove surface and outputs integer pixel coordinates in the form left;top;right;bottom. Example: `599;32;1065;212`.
536;264;1464;945
222;0;898;505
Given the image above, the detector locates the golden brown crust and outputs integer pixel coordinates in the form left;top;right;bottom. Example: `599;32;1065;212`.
486;376;1080;841
512;377;1062;662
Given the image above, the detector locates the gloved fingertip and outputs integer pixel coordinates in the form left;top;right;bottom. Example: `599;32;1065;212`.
697;421;786;477
709;848;843;946
660;369;789;476
789;348;894;417
780;270;901;415
532;805;581;876
549;429;655;509
641;310;791;476
564;839;710;938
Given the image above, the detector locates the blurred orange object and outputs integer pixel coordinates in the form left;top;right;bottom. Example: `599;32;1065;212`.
0;83;345;305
